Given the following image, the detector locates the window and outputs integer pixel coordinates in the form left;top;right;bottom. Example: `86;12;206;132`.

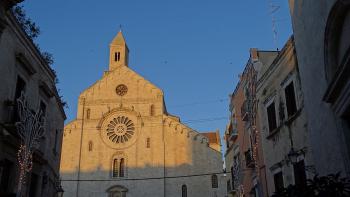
14;76;26;101
0;160;14;193
14;76;26;121
150;105;155;116
29;173;38;197
112;155;126;178
285;82;297;117
86;108;91;119
40;101;46;117
88;141;93;152
245;149;254;167
273;171;284;194
119;158;125;177
267;102;277;132
115;52;121;62
39;101;47;125
211;174;218;188
182;185;187;197
227;180;231;192
293;160;307;189
112;159;119;177
146;138;150;148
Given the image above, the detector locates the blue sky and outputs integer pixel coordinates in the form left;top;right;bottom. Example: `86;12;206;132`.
21;0;292;142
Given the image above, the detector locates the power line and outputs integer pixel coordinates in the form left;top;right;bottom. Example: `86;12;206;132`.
68;116;228;130
182;117;228;124
62;171;229;182
168;98;229;108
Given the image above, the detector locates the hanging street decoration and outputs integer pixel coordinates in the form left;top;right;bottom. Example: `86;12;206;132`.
15;92;45;197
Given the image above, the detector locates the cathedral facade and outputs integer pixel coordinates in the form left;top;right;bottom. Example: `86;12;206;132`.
60;32;226;197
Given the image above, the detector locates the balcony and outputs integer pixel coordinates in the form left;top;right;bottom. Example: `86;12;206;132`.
229;127;238;141
245;149;255;168
241;100;250;121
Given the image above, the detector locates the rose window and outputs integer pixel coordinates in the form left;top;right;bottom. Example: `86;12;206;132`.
116;84;128;96
106;116;134;143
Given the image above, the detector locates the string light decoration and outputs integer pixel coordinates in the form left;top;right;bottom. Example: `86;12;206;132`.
238;184;245;197
246;62;261;194
15;92;45;197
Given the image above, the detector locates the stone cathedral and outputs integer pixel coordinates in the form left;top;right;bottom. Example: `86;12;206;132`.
60;31;225;197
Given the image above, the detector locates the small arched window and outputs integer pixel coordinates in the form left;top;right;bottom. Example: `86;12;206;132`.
115;52;121;62
146;138;150;148
112;159;118;177
150;104;155;116
211;174;218;188
119;158;125;177
86;108;91;119
88;141;93;152
182;185;187;197
324;1;350;82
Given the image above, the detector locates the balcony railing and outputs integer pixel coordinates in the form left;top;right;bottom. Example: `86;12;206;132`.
245;149;255;168
229;127;238;141
241;100;250;121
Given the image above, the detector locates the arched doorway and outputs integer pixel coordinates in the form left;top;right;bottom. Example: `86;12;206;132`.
106;185;128;197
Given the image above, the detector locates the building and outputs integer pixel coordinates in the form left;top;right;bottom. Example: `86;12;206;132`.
288;0;350;176
224;48;278;197
256;37;313;195
60;31;226;197
0;1;66;196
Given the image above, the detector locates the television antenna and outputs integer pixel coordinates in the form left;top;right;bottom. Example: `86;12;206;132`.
268;0;280;50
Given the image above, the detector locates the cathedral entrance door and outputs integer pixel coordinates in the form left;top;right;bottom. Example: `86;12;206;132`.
107;185;128;197
111;192;122;197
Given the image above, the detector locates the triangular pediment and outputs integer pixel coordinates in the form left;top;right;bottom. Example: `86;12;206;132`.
80;65;164;107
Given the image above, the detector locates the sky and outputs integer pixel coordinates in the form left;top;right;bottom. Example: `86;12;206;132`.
20;0;292;146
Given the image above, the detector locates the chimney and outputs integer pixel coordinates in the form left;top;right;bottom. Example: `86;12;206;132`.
250;48;258;62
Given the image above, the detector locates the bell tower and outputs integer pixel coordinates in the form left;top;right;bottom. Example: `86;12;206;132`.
109;31;129;70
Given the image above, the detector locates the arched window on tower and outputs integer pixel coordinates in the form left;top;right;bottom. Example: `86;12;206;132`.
112;159;118;177
88;141;93;152
146;138;151;148
182;185;187;197
150;104;155;116
119;158;125;177
211;174;218;188
115;52;121;62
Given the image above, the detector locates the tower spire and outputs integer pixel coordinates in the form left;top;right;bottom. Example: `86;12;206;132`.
109;30;129;70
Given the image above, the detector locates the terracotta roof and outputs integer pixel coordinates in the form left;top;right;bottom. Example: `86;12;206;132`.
202;132;219;144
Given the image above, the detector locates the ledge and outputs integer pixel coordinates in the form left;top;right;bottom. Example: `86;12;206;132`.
15;52;37;75
39;80;54;98
266;108;302;140
266;126;282;140
285;108;302;126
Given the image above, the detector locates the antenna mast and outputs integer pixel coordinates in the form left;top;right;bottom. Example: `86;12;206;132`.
268;0;280;50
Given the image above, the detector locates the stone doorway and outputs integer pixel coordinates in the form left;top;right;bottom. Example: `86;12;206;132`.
107;185;128;197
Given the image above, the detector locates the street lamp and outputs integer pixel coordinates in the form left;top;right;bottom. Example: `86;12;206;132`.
287;148;299;165
56;185;64;197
